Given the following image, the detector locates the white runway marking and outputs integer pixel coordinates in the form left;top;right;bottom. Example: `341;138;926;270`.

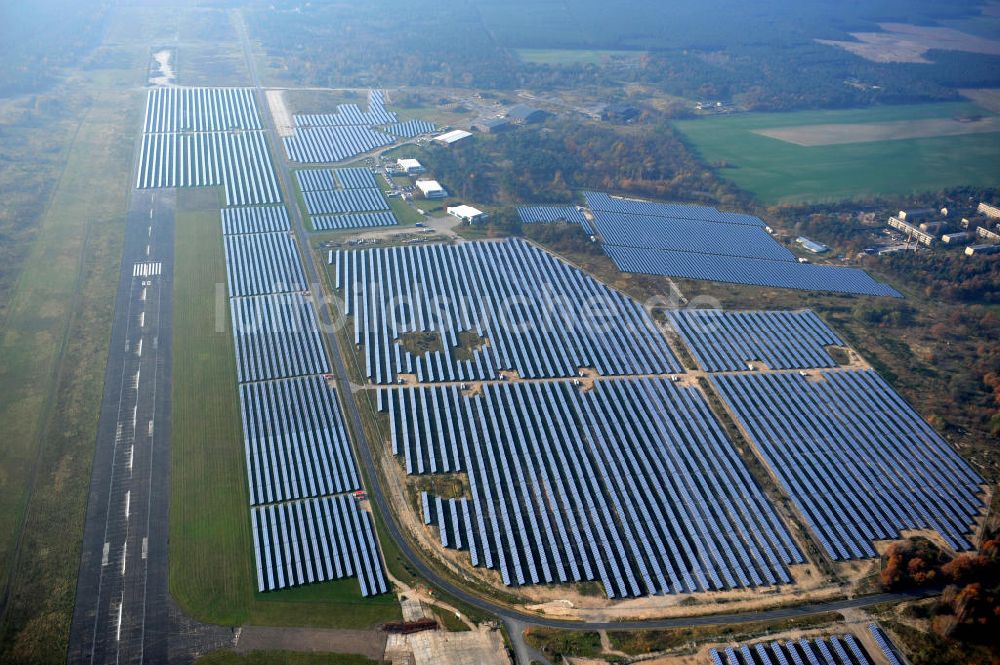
102;542;110;566
136;338;143;357
142;537;148;560
116;602;123;641
124;490;130;520
121;542;127;576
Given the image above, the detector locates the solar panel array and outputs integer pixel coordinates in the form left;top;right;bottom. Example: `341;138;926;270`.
230;293;330;383
143;87;262;132
709;633;874;665
224;233;305;297
383;119;437;138
304;189;390;215
593;209;795;262
294;90;397;127
585;191;766;227
668;310;844;372
167;88;390;597
605;245;902;298
312;212;398;231
221;206;290;235
332;238;682;384
241;376;359;505
517;206;589;226
252;495;388;596
584;191;900;298
381;378;803;596
868;624;904;665
136;87;281;206
713;370;984;560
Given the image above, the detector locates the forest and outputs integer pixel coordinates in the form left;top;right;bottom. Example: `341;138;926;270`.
250;0;1000;112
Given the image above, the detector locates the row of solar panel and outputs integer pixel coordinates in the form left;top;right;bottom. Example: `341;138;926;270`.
142;87;262;133
313;212;398;231
296;167;379;192
667;309;844;372
283;126;395;163
136;130;282;206
224;232;305;297
604;245;902;298
221;206;291;235
709;633;874;665
230;293;330;383
867;623;904;665
381;378;802;597
516;206;589;226
251;496;389;596
713;370;984;560
383;119;437;137
584;191;767;227
590;208;796;262
304;188;390;216
332;238;681;384
241;376;360;505
294;91;397;127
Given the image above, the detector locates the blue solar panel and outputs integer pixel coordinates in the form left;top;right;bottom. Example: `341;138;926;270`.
517;206;588;225
221;206;290;235
668;309;844;372
383;378;803;597
713;370;984;560
605;245;902;297
333;238;682;384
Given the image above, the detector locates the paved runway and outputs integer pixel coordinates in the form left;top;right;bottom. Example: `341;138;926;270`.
67;189;177;664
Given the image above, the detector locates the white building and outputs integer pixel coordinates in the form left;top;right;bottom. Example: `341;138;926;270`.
977;202;1000;219
416;180;447;199
396;158;425;175
447;205;487;224
434;129;472;145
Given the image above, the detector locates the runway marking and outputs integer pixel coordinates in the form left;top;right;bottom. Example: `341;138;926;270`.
116;601;123;641
128;445;134;474
149;209;153;220
121;542;127;576
145;244;150;256
139;311;145;327
142;537;148;560
147;419;154;437
102;542;110;566
136;338;143;357
134;368;141;388
125;490;130;520
132;262;161;277
141;287;146;301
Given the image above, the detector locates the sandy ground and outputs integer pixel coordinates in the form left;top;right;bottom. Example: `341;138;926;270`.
266;88;295;138
149;49;175;86
385;626;510;665
754;115;1000;146
818;22;1000;63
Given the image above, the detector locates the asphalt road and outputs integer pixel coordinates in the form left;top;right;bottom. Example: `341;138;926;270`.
234;14;934;664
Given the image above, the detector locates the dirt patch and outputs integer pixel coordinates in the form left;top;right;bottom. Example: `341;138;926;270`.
754;115;1000;146
235;626;386;660
817;22;1000;63
265;88;294;138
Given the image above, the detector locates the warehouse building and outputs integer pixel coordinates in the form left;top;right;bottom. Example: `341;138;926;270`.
447;204;488;224
473;117;511;133
416;179;447;199
433;129;472;145
506;104;549;124
396;158;425;175
796;236;830;253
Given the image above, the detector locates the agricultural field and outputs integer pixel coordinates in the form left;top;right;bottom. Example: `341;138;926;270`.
674;102;1000;204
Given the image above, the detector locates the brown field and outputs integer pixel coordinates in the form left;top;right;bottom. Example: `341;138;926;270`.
754;115;1000;146
818;22;1000;63
961;88;1000;114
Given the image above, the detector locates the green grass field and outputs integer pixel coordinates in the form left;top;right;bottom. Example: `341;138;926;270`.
514;48;644;65
674;102;1000;204
169;192;401;630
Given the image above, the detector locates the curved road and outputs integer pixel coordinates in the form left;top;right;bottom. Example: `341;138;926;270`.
234;10;930;657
